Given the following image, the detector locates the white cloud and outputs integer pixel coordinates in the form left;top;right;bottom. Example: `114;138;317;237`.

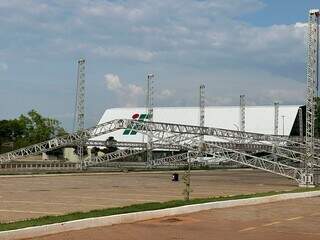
104;73;144;107
81;2;144;22
127;84;144;96
105;74;122;90
0;62;8;71
158;89;175;99
92;46;155;62
0;0;312;128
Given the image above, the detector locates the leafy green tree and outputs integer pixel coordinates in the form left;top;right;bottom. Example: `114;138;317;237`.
0;110;66;153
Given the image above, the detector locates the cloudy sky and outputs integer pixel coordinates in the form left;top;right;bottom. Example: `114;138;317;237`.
0;0;318;130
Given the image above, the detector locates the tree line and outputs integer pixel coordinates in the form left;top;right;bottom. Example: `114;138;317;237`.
0;110;66;154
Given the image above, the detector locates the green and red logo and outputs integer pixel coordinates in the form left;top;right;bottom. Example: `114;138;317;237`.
123;113;150;135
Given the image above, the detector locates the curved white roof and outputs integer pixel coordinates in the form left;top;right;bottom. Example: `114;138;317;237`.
93;105;300;143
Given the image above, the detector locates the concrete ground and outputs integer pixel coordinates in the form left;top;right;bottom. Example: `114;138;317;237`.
0;169;297;223
26;197;320;240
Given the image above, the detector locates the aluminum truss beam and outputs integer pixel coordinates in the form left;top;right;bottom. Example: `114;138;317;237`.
0;118;307;163
74;59;86;164
199;142;303;183
299;108;304;141
83;134;193;168
86;139;320;166
131;127;304;183
0;119;126;163
74;59;86;132
274;102;279;135
85;140;182;150
199;84;205;147
0;117;312;183
150;152;199;166
240;95;246;132
204;143;303;183
127;120;303;146
146;73;155;163
207;135;320;167
83;148;145;168
304;9;320;186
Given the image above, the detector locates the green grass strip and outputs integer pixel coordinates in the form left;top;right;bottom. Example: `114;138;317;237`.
0;187;319;232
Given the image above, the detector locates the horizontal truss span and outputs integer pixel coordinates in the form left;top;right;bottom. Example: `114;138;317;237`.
204;143;303;183
85;140;182;150
83;148;145;167
150;152;199;166
0;119;126;163
0;119;309;165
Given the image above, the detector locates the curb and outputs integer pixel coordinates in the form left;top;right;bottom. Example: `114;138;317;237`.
1;190;320;240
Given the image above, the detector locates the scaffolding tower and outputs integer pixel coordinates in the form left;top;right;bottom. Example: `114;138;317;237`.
74;59;86;163
239;95;246;132
304;9;319;186
274;102;279;135
146;73;155;163
199;84;205;150
299;108;304;141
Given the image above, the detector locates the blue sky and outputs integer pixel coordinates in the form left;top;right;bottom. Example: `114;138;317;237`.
0;0;318;130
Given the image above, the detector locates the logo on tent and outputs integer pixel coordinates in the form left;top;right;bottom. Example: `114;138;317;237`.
123;113;150;135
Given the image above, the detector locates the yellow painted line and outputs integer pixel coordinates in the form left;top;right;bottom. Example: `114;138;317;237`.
286;216;303;221
262;221;281;226
239;227;257;232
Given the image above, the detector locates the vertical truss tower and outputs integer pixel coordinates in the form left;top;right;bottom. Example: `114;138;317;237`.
273;102;279;161
74;59;86;162
274;102;279;135
146;74;155;163
304;9;319;186
299;108;304;141
199;84;205;149
239;95;246;132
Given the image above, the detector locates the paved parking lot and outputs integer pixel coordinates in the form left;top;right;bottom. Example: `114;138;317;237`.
27;196;320;240
0;169;296;222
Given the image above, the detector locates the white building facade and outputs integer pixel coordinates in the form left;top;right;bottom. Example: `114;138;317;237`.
92;105;301;143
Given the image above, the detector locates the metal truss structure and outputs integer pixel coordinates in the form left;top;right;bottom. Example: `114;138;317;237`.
82;148;145;168
272;102;279;162
274;102;279;135
203;143;303;183
74;59;86;132
127;123;310;184
74;59;86;163
304;9;319;186
0;9;319;187
240;95;246;132
85;140;182;150
199;84;205;148
0;119;126;163
0;119;308;162
0;117;318;185
150;152;199;166
146;73;155;163
126;120;303;146
299;108;304;141
85;139;320;167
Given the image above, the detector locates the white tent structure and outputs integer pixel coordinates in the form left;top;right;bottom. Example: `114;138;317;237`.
92;105;301;143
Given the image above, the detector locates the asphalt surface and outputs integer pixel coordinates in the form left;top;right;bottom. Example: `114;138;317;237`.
0;169;296;222
26;196;320;240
